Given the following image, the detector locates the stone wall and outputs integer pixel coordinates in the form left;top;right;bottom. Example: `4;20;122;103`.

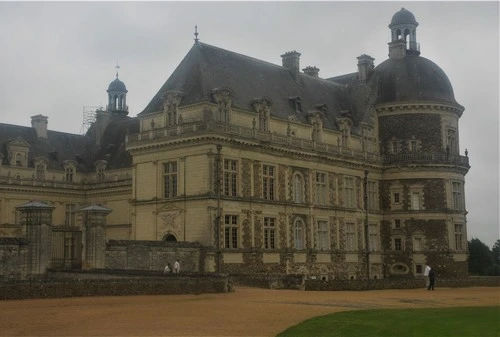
0;238;29;281
0;273;231;300
105;240;206;272
305;276;500;291
231;273;305;290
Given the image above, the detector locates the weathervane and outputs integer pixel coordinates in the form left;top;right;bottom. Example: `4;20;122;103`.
115;63;120;78
194;25;199;44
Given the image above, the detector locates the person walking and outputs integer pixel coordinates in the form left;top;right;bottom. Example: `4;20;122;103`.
173;259;180;273
428;268;436;290
164;263;171;274
424;264;431;288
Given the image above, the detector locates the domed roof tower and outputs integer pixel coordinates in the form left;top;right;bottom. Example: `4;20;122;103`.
106;67;128;115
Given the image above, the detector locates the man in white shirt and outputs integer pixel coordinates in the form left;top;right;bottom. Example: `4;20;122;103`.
424;264;431;288
174;259;180;273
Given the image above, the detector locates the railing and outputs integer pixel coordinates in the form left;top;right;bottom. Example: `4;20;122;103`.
126;121;382;163
383;153;469;167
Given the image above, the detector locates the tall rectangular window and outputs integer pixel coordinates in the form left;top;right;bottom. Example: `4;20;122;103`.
346;222;356;251
344;177;356;208
393;192;400;204
317;220;329;250
224;215;239;249
163;162;178;198
97;167;105;182
262;165;275;200
394;238;403;251
411;192;421;210
294;220;305;250
368;181;377;210
315;172;327;205
410;140;418;153
223;159;238;197
65;204;76;226
263;217;276;249
447;129;457;154
455;224;464;251
394;219;402;229
452;181;464;210
369;224;378;251
391;141;399;154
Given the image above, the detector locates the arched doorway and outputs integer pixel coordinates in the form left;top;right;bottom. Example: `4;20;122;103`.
163;234;177;242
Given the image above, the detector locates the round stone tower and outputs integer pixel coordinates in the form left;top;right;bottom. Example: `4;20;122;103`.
369;8;470;278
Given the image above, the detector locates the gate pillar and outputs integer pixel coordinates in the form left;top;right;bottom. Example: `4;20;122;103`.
80;205;112;269
16;201;54;278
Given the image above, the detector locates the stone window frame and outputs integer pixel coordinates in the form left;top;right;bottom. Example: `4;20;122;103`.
393;236;404;251
94;160;107;183
293;217;305;250
224;214;239;249
368;223;379;252
223;158;239;197
316;219;329;251
367;180;378;210
390;263;409;275
415;263;424;275
451;180;464;211
409;185;424;211
412;235;425;252
390;184;403;211
393;219;403;229
65;203;76;226
262;164;276;201
314;171;328;206
63;160;77;183
163;161;178;199
292;171;306;203
344;176;356;208
345;221;357;251
454;223;465;251
263;216;276;250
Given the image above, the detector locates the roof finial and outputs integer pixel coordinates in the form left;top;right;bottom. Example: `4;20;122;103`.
194;25;199;44
115;63;120;79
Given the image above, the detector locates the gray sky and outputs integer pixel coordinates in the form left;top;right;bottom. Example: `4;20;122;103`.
0;1;498;247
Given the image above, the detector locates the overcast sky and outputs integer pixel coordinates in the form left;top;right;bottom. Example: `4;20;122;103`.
0;1;498;247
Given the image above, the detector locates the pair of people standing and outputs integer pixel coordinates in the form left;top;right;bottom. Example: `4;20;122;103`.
164;259;181;274
424;264;435;290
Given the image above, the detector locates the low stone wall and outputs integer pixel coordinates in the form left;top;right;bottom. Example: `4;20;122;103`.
231;273;305;290
0;271;231;300
305;276;500;291
106;240;205;272
0;238;29;281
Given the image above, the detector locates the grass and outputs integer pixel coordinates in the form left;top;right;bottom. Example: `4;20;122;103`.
276;306;500;337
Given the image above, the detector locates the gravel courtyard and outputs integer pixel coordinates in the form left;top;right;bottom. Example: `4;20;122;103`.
1;286;498;336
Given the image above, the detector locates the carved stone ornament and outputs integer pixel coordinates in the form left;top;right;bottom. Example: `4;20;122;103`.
251;97;273;114
157;204;184;238
162;91;184;110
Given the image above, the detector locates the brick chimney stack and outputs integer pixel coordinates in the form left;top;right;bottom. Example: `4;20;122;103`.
303;66;320;78
281;51;301;80
357;55;375;83
31;114;48;139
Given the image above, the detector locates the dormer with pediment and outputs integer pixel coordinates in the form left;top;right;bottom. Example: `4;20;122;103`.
211;87;233;124
251;97;272;132
7;137;31;167
162;90;184;127
33;156;48;181
336;114;354;148
63;160;77;182
94;160;107;182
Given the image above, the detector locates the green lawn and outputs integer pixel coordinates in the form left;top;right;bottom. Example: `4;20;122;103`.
276;306;500;337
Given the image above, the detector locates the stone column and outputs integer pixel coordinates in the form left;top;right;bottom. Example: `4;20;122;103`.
80;205;112;269
16;201;54;278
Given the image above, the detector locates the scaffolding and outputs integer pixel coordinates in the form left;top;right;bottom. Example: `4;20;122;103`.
80;106;103;135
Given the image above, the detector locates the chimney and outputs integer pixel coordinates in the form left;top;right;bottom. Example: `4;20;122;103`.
31;114;48;139
388;40;406;60
302;66;320;78
357;55;375;83
95;110;112;145
281;51;301;79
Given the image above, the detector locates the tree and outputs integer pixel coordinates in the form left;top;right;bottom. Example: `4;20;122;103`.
468;238;493;275
492;239;500;265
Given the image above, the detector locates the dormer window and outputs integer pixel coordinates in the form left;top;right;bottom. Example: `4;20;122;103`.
33;157;48;181
94;160;107;183
16;153;23;166
289;97;302;113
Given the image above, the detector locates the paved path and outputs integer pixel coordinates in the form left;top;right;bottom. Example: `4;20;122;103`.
1;287;499;336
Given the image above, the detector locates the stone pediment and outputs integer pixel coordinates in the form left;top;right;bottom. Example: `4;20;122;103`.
8;137;31;148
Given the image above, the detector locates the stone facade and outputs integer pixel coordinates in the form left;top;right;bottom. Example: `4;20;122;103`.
0;8;470;281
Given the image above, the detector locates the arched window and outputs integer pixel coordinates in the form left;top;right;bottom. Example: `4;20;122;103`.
15;153;23;166
293;173;304;203
294;218;305;250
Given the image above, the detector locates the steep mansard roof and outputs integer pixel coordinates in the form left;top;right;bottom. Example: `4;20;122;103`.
0;114;139;172
139;42;370;131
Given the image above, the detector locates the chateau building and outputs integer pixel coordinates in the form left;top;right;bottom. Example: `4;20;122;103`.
0;8;469;279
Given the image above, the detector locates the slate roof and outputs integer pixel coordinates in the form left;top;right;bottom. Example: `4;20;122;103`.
139;42;362;131
369;55;459;106
0;123;94;172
